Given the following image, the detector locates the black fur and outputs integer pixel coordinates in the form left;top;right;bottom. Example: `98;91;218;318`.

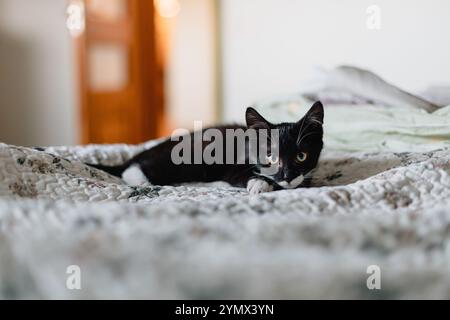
88;101;324;190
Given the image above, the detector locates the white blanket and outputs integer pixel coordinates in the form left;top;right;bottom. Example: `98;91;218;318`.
1;142;450;299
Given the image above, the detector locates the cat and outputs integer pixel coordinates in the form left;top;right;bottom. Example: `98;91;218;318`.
89;101;324;194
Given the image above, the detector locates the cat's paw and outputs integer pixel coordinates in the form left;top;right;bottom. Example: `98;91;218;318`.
122;165;149;186
247;178;274;195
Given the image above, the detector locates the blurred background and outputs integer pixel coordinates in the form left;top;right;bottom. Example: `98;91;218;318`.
0;0;449;146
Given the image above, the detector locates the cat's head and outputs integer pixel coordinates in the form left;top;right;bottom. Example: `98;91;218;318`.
246;101;324;189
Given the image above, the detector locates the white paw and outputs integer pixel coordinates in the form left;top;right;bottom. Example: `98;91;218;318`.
122;165;149;186
246;178;274;195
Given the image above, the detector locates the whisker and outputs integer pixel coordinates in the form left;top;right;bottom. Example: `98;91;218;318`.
296;117;307;144
296;121;316;145
303;173;314;179
254;172;276;181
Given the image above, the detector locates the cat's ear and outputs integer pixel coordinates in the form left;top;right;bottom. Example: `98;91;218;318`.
304;101;324;125
246;107;271;129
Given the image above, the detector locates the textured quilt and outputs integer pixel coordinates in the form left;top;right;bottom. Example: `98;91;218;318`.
1;141;450;299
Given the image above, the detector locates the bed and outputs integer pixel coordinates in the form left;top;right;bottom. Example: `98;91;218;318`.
1;66;450;299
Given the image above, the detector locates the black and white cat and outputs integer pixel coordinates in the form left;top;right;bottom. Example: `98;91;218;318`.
90;101;324;194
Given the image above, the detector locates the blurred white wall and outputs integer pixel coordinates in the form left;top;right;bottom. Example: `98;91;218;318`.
0;0;77;146
166;0;217;130
220;0;450;122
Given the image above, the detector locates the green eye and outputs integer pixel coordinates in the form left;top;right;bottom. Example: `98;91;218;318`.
296;152;308;163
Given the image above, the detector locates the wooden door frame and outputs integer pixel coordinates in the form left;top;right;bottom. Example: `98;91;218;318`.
74;0;164;145
131;0;164;142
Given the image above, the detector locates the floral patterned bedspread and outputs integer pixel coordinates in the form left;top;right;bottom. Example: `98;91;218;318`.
1;141;450;299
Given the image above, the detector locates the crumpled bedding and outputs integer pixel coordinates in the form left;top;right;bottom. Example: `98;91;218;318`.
2;141;450;299
257;97;450;152
256;66;450;153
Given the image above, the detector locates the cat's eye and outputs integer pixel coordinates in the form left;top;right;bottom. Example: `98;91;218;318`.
296;152;308;163
265;155;279;165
